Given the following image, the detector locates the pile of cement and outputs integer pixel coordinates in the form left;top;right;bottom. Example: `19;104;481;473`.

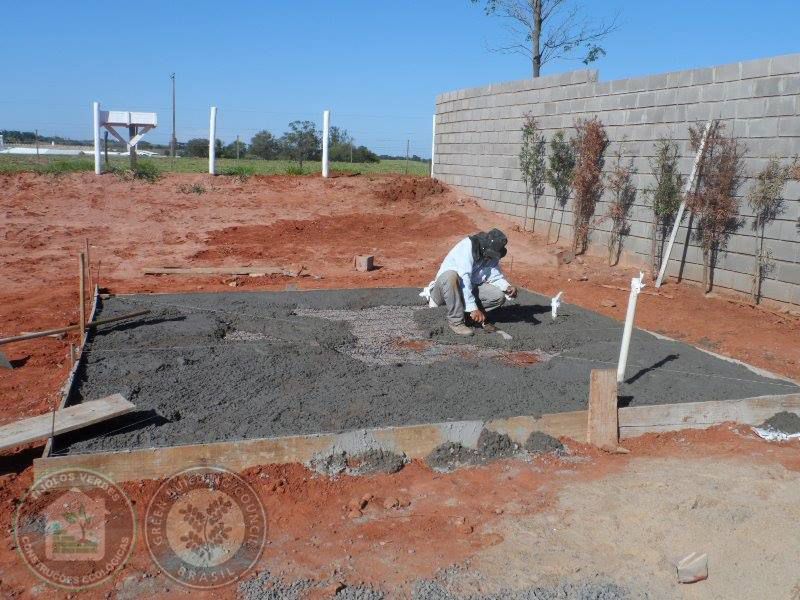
237;570;383;600
310;449;407;476
758;411;800;435
56;288;797;455
411;579;637;599
425;429;561;472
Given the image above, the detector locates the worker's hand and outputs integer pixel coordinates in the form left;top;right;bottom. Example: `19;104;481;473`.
505;286;518;298
470;309;486;324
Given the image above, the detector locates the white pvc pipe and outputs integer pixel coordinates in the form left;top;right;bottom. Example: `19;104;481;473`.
550;291;563;321
617;272;645;383
93;101;102;175
209;106;217;175
655;120;712;288
430;114;436;178
322;110;330;178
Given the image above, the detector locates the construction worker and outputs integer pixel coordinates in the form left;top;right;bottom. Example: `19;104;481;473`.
421;228;517;336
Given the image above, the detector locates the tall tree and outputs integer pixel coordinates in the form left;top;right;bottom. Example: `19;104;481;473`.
471;0;618;77
281;121;321;168
250;130;281;159
518;113;546;232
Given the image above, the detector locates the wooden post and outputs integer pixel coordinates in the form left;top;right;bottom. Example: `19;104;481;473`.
84;239;92;294
587;369;625;452
78;252;86;346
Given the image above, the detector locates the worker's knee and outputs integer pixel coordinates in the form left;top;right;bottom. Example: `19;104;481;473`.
440;270;459;289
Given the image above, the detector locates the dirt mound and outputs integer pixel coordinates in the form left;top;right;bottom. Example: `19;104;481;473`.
375;176;446;203
192;211;472;264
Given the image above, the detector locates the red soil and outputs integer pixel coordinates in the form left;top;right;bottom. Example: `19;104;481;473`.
0;171;798;597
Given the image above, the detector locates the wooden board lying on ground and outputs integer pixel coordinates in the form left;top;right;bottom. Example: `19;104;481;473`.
33;393;799;484
143;266;297;276
2;394;133;452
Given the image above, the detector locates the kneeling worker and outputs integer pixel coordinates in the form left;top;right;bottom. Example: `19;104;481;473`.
422;228;517;336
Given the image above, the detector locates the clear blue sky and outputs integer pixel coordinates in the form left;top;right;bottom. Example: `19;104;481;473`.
3;0;799;158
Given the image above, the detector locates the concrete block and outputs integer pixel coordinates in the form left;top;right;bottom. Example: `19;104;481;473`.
676;86;701;104
654;88;677;106
690;68;714;86
778;116;800;137
748;118;779;138
724;79;756;101
769;54;800;76
714;62;742;83
647;73;669;90
754;76;783;97
353;255;374;272
637;91;656;108
700;83;725;102
765;96;796;117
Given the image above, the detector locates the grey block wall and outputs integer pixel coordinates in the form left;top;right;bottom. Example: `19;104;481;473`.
434;55;800;306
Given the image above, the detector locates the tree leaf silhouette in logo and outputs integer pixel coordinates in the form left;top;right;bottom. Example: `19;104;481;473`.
178;496;233;561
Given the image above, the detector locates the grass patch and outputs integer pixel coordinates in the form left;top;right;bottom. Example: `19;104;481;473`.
0;155;432;177
109;160;161;183
221;164;256;180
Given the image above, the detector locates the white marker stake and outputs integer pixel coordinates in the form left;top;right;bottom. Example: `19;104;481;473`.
617;272;645;383
208;106;217;175
93;101;102;175
551;291;563;320
322;110;330;178
430;114;436;178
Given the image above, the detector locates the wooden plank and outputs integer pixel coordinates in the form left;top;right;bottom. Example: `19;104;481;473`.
619;393;800;437
1;394;133;452
587;369;619;450
33;394;800;484
143;266;296;276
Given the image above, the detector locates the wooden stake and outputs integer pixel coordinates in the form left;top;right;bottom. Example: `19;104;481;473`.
0;310;150;346
79;252;86;346
84;239;92;293
587;369;625;452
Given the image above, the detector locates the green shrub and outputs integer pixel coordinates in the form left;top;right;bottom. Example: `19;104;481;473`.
111;161;161;183
221;165;256;180
284;164;304;176
40;159;94;174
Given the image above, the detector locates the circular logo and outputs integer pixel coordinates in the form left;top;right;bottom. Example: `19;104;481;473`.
144;465;267;589
14;468;135;590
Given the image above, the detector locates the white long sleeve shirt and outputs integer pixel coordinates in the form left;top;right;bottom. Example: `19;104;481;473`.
436;237;510;312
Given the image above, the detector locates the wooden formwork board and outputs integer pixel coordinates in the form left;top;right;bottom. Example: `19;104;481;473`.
34;393;800;484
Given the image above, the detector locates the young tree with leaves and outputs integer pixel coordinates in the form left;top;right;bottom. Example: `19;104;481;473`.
281;121;321;168
570;117;608;254
604;146;636;266
545;129;575;243
686;122;745;293
646;137;684;278
746;156;797;303
518;113;546;232
470;0;618;77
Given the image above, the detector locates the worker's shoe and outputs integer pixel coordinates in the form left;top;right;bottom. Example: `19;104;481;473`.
481;322;498;333
448;322;474;336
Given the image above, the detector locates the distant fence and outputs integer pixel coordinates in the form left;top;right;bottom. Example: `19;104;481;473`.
434;54;800;306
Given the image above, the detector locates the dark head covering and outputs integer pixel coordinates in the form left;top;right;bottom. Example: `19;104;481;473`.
469;228;508;261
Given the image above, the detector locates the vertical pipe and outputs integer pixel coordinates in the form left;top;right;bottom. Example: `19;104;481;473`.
616;272;645;383
322;110;330;178
430;114;436;178
78;253;86;346
93;101;102;174
209;106;218;175
655;120;712;288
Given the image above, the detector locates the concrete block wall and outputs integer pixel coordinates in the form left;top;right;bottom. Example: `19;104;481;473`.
434;55;800;305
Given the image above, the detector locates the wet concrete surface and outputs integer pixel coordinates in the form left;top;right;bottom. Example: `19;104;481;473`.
56;288;798;455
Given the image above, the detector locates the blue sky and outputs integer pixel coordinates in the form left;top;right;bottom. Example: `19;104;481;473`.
2;0;799;157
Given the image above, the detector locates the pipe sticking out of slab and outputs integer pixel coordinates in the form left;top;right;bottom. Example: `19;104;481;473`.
617;272;645;383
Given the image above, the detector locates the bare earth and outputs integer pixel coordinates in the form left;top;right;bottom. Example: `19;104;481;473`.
0;172;798;599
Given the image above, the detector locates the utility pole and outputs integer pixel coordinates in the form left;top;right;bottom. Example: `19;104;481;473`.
170;73;177;158
236;134;240;164
35;129;40;162
405;139;409;175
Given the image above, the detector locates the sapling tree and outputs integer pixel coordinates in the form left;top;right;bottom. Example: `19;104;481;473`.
545;129;575;243
746;156;797;303
518;113;547;233
570;117;608;254
603;146;636;266
686;122;745;293
646;137;683;278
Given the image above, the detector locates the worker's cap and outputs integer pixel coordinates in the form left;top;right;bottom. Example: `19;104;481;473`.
483;228;508;259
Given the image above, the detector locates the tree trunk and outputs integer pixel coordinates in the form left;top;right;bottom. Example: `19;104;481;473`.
702;248;710;293
650;213;658;279
532;0;542;78
751;226;765;304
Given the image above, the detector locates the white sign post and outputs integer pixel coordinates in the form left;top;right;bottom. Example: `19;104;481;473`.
617;272;645;383
92;102;157;175
209;106;218;175
322;110;330;178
